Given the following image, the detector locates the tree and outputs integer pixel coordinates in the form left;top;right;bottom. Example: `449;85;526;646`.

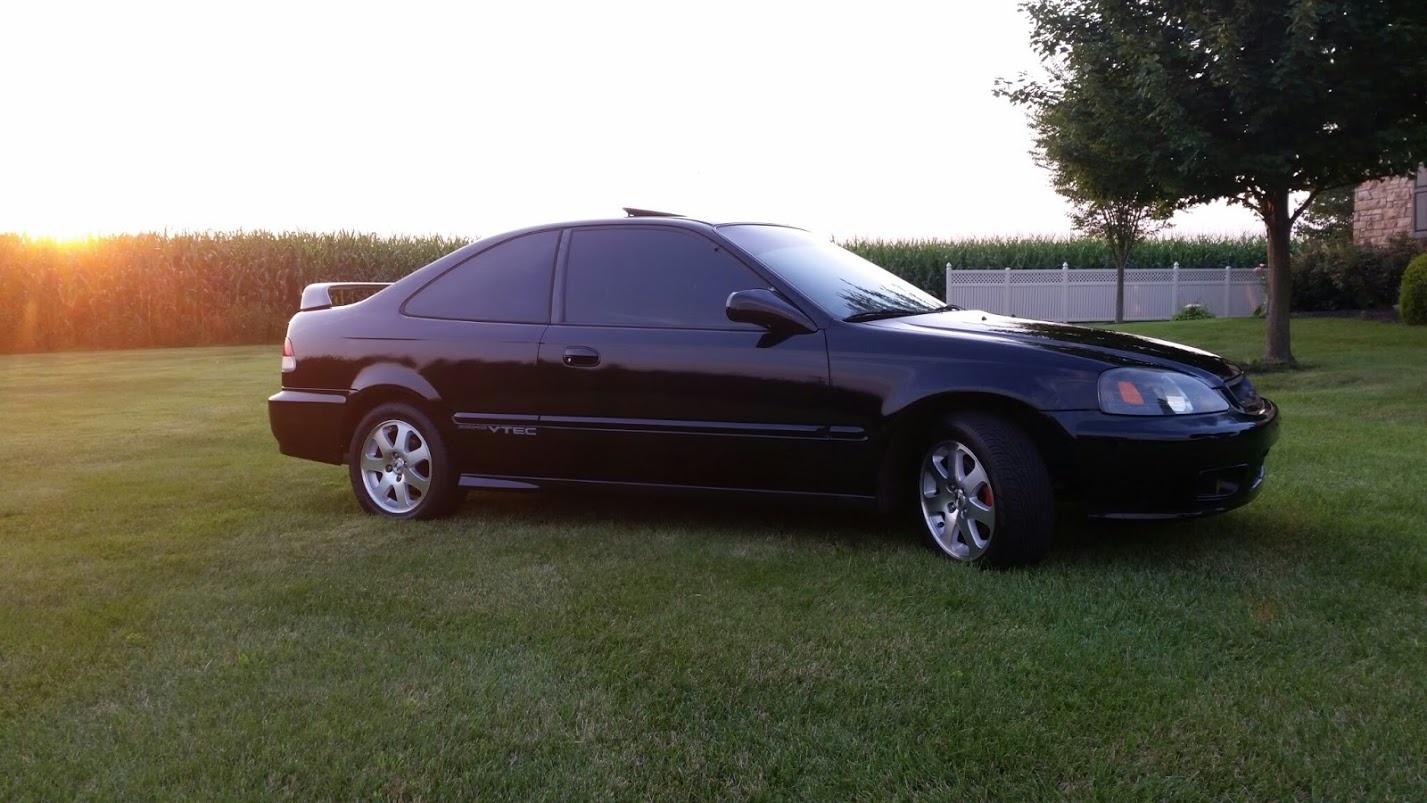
1295;185;1354;244
1072;200;1175;323
1003;81;1182;323
1002;0;1427;365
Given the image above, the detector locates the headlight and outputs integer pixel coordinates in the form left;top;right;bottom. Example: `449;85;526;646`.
1097;367;1229;415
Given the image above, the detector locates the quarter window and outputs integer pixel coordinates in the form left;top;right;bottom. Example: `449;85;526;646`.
563;227;765;329
404;230;559;323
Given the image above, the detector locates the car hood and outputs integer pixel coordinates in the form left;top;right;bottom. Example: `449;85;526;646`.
879;310;1241;383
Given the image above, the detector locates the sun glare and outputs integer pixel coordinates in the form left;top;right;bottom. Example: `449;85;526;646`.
9;226;110;249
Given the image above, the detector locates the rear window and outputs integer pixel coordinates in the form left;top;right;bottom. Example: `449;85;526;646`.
404;230;558;323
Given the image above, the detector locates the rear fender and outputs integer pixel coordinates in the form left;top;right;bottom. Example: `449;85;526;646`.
350;362;440;403
338;364;447;462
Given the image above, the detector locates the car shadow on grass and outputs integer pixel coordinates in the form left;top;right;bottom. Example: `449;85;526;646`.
460;488;913;553
1048;509;1267;569
452;488;1266;568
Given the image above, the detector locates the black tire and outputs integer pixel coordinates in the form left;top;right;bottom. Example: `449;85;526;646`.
347;403;460;520
915;411;1053;568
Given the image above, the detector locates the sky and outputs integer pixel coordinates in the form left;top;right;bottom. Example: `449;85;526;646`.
2;0;1264;242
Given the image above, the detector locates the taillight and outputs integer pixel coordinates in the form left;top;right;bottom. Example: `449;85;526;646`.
281;338;296;373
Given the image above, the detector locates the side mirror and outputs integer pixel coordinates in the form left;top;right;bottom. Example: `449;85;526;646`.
725;289;817;334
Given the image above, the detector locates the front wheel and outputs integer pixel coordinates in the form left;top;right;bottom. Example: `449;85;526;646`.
917;412;1053;567
348;403;460;519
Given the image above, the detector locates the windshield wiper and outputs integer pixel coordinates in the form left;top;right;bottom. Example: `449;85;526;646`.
844;304;960;323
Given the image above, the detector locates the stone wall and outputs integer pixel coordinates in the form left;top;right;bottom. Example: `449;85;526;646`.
1354;176;1414;246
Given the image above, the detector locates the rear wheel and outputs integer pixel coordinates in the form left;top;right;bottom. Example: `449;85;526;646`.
348;403;460;519
917;412;1053;567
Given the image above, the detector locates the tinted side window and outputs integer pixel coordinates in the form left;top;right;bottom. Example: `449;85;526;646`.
404;230;558;323
564;228;763;328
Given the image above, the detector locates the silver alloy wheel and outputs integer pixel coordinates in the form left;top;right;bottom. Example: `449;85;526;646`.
920;439;997;561
358;418;434;515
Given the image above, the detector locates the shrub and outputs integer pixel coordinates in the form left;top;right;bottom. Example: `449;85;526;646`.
1291;236;1427;311
1172;303;1216;321
1401;254;1427;325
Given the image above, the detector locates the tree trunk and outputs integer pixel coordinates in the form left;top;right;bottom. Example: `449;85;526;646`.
1262;188;1296;366
1112;227;1130;324
1114;260;1125;324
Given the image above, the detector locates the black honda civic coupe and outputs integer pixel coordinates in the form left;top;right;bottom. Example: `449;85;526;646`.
269;210;1278;567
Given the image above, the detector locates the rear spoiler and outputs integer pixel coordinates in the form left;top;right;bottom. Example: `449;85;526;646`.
299;282;392;311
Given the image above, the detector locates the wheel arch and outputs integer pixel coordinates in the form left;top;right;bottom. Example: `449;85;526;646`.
874;391;1077;512
341;369;448;463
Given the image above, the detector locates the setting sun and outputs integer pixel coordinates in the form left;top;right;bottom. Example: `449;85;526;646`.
9;230;106;248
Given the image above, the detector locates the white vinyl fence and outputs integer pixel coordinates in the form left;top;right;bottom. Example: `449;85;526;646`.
945;264;1266;322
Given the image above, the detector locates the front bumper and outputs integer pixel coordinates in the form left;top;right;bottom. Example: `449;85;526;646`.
1048;399;1280;519
268;389;349;465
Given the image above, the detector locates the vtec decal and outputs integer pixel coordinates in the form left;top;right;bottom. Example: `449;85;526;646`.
474;424;537;436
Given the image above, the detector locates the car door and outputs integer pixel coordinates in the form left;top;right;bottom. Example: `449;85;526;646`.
398;229;558;478
534;224;851;493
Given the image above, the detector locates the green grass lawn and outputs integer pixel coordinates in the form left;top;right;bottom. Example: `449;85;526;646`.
3;318;1425;800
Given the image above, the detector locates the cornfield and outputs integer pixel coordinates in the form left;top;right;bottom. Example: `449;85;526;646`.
2;231;1271;354
0;232;467;354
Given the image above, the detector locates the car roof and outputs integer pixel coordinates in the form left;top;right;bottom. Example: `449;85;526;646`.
475;213;804;243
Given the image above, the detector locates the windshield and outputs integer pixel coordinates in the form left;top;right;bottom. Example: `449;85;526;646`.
719;225;946;320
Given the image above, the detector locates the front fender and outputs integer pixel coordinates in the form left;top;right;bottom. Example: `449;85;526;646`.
875;351;1102;419
827;324;1106;421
